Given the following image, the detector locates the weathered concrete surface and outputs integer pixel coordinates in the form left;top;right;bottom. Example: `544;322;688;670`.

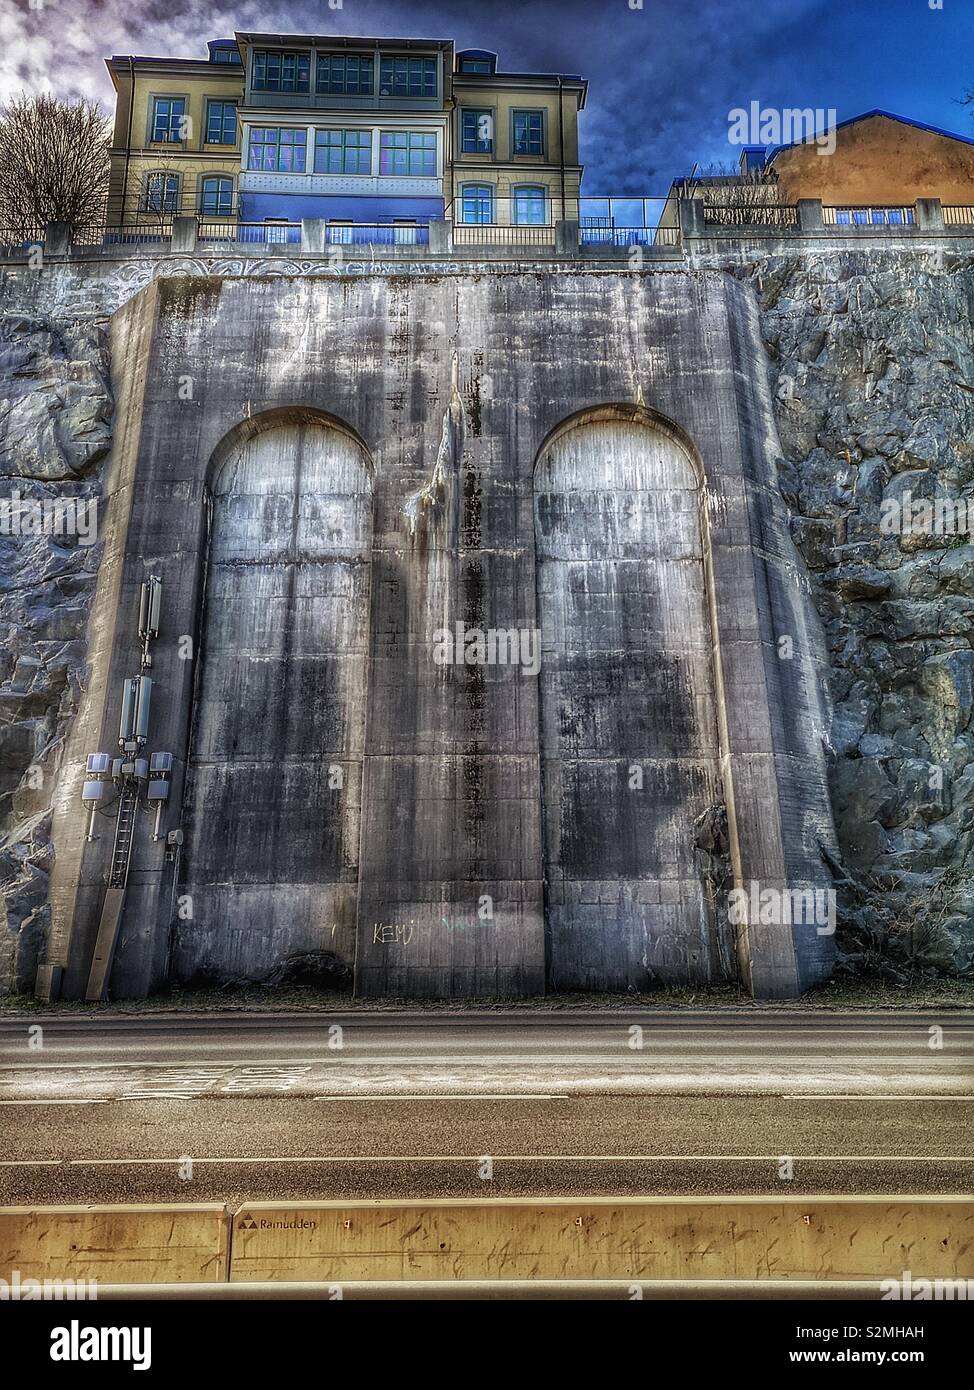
536;417;724;987
177;419;372;984
27;269;836;1000
228;1196;974;1282
0;1203;229;1283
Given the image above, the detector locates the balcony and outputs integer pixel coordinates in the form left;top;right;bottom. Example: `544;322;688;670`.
239;171;443;199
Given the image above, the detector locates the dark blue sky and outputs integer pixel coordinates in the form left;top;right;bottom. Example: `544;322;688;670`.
4;0;973;191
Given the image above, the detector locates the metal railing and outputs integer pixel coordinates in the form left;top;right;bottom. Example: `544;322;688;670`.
702;203;800;227
72;224;173;247
823;205;916;227
196;221;301;245
0;227;45;252
453;223;556;247
579;224;680;248
323;223;429;246
943;205;974;226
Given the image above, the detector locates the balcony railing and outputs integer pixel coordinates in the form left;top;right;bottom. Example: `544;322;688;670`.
323;223;429;246
71;223;173;247
453;223;556;247
943;205;974;226
579;224;680;248
196;221;301;246
823;205;916;226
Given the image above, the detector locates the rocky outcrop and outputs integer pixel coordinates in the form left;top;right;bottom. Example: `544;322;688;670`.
0;311;111;992
743;250;974;978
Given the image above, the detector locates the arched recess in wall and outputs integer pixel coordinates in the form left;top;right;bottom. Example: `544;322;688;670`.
533;405;730;991
173;408;374;986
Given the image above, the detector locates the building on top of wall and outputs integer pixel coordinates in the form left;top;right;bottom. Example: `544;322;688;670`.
105;32;587;244
658;109;974;232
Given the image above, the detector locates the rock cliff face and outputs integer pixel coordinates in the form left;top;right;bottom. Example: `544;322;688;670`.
1;248;973;993
741;250;974;978
0;311;112;990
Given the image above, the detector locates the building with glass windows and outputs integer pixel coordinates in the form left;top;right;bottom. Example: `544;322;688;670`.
105;33;587;238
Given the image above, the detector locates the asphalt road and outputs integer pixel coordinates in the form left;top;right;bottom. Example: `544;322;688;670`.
1;1011;972;1204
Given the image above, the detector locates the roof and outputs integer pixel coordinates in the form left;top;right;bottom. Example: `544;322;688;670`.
233;32;453;50
768;108;974;161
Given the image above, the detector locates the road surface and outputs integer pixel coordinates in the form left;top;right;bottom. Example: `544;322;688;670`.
1;1011;971;1204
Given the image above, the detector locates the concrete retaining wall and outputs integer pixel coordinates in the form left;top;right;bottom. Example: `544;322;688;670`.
39;268;837;1000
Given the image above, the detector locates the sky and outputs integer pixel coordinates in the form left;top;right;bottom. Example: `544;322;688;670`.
1;0;973;192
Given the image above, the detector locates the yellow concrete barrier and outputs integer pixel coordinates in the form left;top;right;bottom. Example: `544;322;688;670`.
0;1204;229;1285
229;1196;974;1283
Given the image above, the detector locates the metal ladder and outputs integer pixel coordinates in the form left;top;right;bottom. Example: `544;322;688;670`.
109;784;139;890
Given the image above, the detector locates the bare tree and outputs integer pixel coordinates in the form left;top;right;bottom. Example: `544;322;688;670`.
0;94;110;235
690;163;792;228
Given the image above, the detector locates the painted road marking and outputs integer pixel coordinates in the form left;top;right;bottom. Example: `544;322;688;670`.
0;1098;109;1105
784;1095;974;1101
0;1153;971;1167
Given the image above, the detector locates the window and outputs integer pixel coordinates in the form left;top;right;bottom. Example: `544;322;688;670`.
512;110;544;156
461;109;493;154
379;131;437;177
151;97;186;143
314;129;372;175
378;56;437;98
200;176;234;216
205;100;237;144
143;173;179;213
317;53;374;95
513;186;548;225
252;50;310;92
247;127;307;173
459;59;492;74
460;184;493;224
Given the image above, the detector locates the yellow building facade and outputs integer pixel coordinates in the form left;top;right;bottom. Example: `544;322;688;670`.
106;34;586;232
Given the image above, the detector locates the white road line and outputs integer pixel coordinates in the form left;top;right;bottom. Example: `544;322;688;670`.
0;1153;969;1167
784;1095;974;1101
311;1094;570;1101
0;1098;109;1106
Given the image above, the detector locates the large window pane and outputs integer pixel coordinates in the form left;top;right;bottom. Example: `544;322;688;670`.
460;184;493;224
317;53;374;95
252;50;310;92
379;131;437;177
144;173;179;212
378;56;437;97
200;176;233;216
314;129;372;175
152;98;185;143
513;110;544;156
248;128;307;173
513;186;547;225
206;101;237;145
461;109;493;154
